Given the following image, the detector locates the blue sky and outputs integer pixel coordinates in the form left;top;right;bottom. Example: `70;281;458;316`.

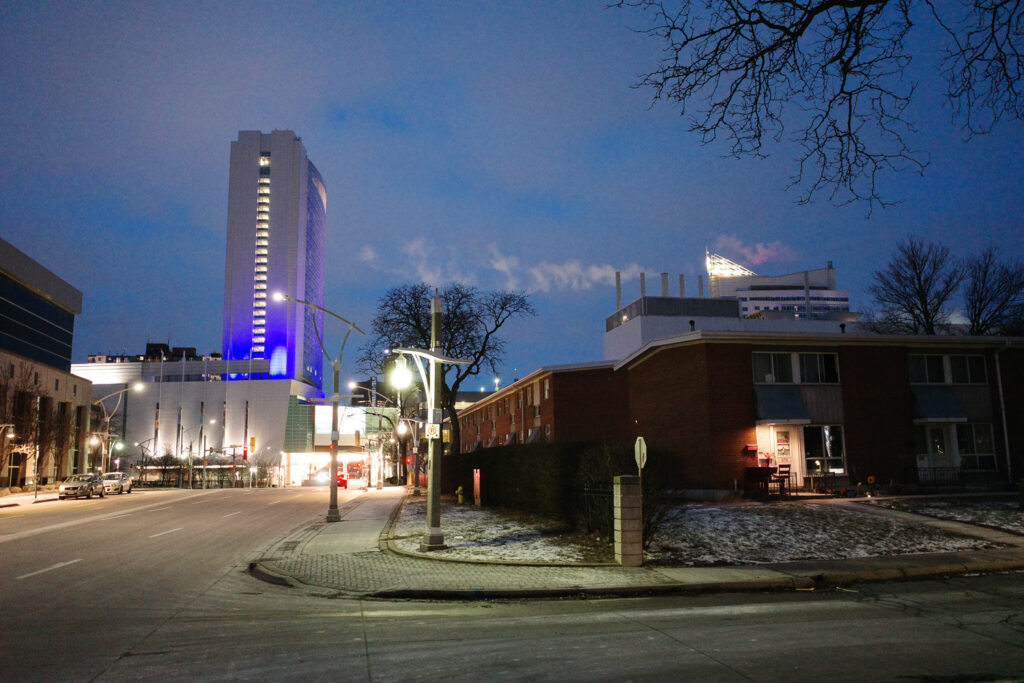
2;1;1021;389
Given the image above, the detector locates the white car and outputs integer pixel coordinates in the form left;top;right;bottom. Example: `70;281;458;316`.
101;471;133;494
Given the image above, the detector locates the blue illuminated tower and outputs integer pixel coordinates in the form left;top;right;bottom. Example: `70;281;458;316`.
222;130;325;390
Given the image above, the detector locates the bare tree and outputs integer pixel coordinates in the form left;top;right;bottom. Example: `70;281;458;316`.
962;247;1024;335
615;1;1024;208
868;237;964;334
358;283;535;456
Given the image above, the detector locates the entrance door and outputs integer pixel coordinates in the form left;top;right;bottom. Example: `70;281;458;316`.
916;424;956;481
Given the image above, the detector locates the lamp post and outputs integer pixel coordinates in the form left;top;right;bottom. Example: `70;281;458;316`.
274;292;363;523
93;382;144;474
388;293;471;551
348;382;406;490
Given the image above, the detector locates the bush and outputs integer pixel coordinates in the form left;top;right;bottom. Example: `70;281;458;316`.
444;440;671;544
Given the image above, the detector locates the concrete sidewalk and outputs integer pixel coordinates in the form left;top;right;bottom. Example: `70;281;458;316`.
252;487;1024;600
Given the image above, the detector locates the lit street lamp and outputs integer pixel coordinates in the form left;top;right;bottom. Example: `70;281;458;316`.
388;293;470;551
274;291;363;523
93;382;144;473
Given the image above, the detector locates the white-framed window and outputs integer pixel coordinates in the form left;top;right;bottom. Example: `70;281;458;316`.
803;425;845;474
798;353;839;383
957;423;996;470
543;379;550;400
908;354;946;383
752;352;793;384
950;355;986;384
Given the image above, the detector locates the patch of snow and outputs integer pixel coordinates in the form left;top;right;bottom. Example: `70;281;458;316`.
391;496;1007;566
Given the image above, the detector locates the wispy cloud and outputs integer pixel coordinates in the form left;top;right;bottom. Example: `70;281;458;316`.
712;235;797;267
358;245;377;263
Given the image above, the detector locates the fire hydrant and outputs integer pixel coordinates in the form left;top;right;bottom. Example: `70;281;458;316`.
455;485;464;505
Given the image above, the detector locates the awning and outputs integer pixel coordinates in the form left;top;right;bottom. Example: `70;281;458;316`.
912;386;967;423
754;385;811;425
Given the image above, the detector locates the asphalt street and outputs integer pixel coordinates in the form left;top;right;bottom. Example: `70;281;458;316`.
2;486;1023;681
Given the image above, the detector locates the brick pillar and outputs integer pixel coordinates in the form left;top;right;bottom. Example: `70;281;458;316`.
614;475;643;567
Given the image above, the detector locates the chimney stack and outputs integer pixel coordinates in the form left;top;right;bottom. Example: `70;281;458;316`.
660;272;669;297
640;272;646;299
679;274;685;297
615;271;622;310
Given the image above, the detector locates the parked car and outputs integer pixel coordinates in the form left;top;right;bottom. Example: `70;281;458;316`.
101;471;132;494
58;473;105;500
336;470;348;489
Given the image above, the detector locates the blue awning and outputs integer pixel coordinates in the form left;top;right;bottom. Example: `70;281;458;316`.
754;385;811;425
912;386;967;423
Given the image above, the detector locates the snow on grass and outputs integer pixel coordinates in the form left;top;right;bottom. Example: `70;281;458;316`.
647;502;996;566
392;497;588;563
861;495;1024;536
391;497;1004;566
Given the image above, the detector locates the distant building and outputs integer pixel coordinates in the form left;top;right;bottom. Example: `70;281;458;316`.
706;252;852;319
604;255;859;361
223;130;326;390
1;236;92;486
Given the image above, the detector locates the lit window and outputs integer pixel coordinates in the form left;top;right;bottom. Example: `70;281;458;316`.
255;257;267;264
256;248;268;255
255;266;267;273
254;301;266;308
259;155;271;166
254;274;267;281
258;186;270;195
254;283;266;290
253;336;265;343
253;345;265;353
256;239;268;246
253;291;266;299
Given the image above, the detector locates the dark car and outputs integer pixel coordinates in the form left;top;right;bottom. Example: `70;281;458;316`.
58;473;105;500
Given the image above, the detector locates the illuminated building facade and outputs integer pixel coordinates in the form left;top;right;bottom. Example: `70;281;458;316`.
223;130;326;390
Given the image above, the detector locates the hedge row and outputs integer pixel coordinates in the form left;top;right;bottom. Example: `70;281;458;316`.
442;441;670;536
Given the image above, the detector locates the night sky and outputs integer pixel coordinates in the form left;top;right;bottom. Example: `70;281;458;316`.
2;2;1021;389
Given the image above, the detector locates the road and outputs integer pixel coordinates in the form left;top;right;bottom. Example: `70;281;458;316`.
2;487;1023;681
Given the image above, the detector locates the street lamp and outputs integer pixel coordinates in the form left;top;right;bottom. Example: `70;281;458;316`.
274;291;363;523
93;382;144;473
388;293;471;551
347;381;407;490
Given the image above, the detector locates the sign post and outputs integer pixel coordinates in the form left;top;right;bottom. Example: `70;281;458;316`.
634;436;647;477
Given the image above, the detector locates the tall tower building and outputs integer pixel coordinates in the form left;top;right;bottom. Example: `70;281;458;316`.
222;130;325;390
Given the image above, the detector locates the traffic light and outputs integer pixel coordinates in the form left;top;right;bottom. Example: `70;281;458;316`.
404;456;412;465
243;447;248;460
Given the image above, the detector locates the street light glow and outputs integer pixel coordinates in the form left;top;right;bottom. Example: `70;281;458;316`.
390;357;413;389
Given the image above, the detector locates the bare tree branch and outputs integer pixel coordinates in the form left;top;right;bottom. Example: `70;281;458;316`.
867;236;965;334
963;246;1024;334
615;0;1023;208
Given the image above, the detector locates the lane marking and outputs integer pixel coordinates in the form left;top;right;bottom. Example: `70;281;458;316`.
149;527;184;538
17;559;82;580
268;501;282;506
146;507;173;512
222;511;241;518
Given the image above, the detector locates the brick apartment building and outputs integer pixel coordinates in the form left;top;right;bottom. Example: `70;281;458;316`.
458;362;631;452
456;331;1024;499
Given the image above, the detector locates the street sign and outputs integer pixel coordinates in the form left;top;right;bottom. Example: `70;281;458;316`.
425;423;441;439
634;436;647;471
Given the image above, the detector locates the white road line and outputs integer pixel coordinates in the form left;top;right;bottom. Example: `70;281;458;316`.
222;511;241;518
146;507;173;512
149;527;184;538
268;501;282;506
17;559;82;580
